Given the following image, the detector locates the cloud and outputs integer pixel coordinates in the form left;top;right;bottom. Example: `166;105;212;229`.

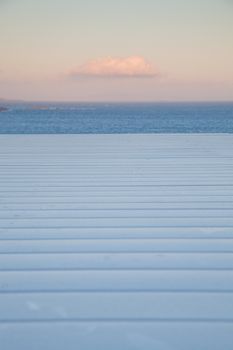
69;56;157;79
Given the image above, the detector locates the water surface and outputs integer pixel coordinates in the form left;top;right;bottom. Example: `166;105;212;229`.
0;102;232;133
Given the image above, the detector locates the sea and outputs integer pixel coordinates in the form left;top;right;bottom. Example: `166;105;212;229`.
0;102;233;134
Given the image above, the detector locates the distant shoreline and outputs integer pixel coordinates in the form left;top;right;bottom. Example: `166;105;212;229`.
0;107;8;112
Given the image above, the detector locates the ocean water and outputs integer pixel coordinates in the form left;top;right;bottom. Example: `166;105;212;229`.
0;102;233;134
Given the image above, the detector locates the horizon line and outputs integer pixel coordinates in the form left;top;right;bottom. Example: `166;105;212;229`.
1;98;233;104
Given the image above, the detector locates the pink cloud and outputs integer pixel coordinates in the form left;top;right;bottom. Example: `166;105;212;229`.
69;56;157;78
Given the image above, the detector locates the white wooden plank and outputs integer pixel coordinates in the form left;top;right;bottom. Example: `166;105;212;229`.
1;217;233;228
0;239;233;254
0;226;232;240
1;208;233;219
1;293;232;321
0;270;233;292
0;253;233;271
1;322;232;350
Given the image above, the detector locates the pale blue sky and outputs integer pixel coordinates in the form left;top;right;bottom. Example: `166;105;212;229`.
0;0;232;101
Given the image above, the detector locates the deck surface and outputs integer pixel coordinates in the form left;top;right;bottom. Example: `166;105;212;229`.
0;134;233;350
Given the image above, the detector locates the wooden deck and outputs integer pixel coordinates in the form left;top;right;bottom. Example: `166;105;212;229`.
0;134;233;349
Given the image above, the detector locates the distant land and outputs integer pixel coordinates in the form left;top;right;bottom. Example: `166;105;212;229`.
0;107;8;112
0;97;22;103
0;97;232;105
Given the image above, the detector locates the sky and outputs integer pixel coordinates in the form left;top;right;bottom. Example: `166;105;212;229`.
0;0;233;101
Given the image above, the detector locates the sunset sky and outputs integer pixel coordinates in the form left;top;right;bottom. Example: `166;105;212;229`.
0;0;233;101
